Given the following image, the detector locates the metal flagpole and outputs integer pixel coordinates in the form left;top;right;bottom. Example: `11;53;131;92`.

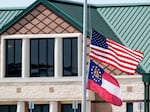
82;0;87;112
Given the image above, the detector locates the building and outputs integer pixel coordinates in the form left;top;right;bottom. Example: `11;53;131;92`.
0;0;149;112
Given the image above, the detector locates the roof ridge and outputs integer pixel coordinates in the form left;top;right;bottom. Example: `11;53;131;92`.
55;0;150;7
0;7;25;10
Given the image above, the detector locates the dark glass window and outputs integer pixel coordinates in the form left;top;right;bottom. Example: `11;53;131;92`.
29;104;49;112
6;40;22;77
0;105;17;112
30;39;54;77
63;38;78;76
61;104;81;112
127;103;133;112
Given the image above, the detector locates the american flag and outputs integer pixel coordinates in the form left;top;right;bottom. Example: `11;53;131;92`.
89;29;144;74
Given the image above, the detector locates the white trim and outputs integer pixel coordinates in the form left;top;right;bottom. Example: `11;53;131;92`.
17;101;25;112
0;77;82;83
55;38;62;78
114;75;142;79
78;34;82;76
1;33;82;39
0;38;6;78
22;38;30;78
49;101;58;112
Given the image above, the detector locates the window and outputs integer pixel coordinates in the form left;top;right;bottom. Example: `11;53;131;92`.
63;38;78;76
6;39;22;77
0;105;17;112
61;104;81;112
2;33;81;78
30;39;54;77
30;104;49;112
127;103;133;112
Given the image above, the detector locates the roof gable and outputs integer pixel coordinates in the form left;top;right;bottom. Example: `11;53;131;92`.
0;0;82;34
3;3;80;34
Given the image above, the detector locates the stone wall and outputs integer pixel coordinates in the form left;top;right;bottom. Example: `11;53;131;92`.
0;77;95;102
113;75;144;112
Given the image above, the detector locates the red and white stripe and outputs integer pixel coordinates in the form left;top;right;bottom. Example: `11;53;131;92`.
90;39;144;74
87;71;122;106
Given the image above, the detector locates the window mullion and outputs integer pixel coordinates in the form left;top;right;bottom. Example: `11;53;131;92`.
46;39;48;76
14;40;16;70
5;40;8;77
71;39;73;75
38;39;40;76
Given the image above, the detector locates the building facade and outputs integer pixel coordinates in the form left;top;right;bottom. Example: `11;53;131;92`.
0;0;149;112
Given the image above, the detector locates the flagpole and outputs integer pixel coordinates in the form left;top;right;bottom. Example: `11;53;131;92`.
82;0;87;112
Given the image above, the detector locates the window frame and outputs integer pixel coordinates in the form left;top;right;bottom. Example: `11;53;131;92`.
29;104;49;112
126;102;133;112
61;103;81;112
63;38;78;76
5;39;22;77
1;33;82;78
0;105;17;112
30;38;55;77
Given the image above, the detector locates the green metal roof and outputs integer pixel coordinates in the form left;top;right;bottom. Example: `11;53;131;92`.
0;0;149;73
50;1;149;73
97;5;150;73
51;1;122;43
0;8;24;30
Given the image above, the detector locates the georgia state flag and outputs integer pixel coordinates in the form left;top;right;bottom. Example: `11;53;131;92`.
87;60;122;106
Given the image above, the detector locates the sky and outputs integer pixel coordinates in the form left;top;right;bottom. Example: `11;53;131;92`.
0;0;150;8
0;0;36;8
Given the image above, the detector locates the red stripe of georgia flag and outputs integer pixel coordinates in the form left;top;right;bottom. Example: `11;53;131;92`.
87;60;122;106
89;29;144;74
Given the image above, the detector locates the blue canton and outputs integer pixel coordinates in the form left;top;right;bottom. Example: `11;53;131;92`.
91;29;108;49
88;60;104;86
